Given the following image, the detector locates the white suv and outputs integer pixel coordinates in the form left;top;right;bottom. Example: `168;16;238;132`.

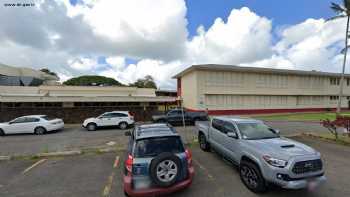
82;111;134;131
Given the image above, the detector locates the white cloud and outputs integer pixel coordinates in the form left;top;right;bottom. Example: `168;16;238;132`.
1;2;349;89
186;7;273;65
106;56;126;70
99;59;184;89
68;57;99;71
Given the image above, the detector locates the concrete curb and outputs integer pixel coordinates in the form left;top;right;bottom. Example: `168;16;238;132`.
36;150;82;158
0;156;11;161
3;146;126;160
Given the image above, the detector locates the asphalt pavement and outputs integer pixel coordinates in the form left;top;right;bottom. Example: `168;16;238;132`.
1;136;349;197
0;121;330;157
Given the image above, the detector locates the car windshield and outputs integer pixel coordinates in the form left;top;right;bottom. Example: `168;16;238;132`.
134;136;184;158
237;122;279;140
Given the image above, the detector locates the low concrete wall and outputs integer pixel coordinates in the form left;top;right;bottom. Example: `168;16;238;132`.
0;106;159;123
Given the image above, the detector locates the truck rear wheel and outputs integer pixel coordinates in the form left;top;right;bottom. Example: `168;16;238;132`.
240;161;267;193
198;133;210;152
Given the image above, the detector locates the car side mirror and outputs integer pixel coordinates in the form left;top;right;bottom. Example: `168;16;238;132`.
9;121;14;124
124;131;131;136
227;132;238;139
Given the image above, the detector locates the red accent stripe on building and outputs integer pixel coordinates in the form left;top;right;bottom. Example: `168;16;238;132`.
186;107;347;115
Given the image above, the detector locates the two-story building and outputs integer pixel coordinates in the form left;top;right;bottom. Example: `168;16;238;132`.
173;64;350;115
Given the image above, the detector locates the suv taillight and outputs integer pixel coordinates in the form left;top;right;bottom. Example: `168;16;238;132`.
185;149;192;167
128;112;134;120
125;154;133;173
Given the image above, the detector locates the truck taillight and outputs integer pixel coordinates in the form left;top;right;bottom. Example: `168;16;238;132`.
185;149;192;167
125;154;133;173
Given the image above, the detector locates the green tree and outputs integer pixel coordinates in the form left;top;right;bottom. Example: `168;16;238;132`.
328;0;350;114
63;75;124;86
130;75;157;89
40;68;58;77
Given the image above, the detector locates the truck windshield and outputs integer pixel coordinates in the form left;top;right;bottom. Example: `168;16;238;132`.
237;123;279;140
134;136;185;158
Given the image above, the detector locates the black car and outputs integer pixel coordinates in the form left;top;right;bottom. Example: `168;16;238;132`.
152;109;208;126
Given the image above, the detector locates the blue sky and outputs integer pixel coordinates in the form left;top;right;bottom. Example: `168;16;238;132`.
185;0;337;37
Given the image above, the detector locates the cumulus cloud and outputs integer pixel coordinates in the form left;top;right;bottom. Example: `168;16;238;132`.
0;1;349;89
253;17;347;72
186;7;273;65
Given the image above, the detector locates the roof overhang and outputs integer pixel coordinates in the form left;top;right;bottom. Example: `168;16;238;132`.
173;64;348;79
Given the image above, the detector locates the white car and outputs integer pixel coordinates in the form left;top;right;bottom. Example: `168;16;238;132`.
82;111;135;131
0;115;64;136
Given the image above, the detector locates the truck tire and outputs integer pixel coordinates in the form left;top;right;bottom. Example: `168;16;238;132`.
149;152;181;187
198;133;210;152
156;119;166;123
239;160;267;193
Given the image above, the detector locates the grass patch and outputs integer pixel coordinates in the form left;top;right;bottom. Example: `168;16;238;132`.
304;132;350;146
253;112;350;122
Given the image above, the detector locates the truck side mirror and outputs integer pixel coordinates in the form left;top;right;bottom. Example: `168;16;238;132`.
227;132;238;139
270;128;280;134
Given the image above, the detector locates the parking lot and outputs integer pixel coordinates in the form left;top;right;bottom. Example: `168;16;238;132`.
1;122;349;197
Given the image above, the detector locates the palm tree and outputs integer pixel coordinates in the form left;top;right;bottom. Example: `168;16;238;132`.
328;0;350;114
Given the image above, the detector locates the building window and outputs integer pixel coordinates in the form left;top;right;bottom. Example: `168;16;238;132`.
330;78;340;85
330;96;339;100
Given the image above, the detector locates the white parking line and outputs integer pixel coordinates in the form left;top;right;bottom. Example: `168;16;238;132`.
22;159;47;174
193;158;214;180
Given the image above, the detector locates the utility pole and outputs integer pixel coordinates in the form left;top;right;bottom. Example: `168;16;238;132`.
337;16;350;115
181;97;186;130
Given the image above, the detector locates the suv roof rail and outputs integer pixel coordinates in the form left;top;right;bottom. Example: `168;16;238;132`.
136;124;177;137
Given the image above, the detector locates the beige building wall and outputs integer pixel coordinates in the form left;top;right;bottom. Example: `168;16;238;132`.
180;71;198;109
177;68;350;111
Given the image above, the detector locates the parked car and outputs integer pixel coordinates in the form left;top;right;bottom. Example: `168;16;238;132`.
82;111;134;131
123;124;194;197
0;115;64;136
196;117;326;193
152;108;208;126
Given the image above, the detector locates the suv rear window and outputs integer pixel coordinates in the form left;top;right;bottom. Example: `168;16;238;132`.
134;136;184;158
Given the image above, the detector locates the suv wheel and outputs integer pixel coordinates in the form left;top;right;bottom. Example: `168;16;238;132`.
198;133;210;152
87;123;97;131
119;122;128;130
34;127;46;135
150;152;181;187
0;129;5;136
240;161;267;193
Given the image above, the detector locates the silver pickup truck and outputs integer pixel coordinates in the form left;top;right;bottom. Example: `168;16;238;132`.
196;116;326;193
